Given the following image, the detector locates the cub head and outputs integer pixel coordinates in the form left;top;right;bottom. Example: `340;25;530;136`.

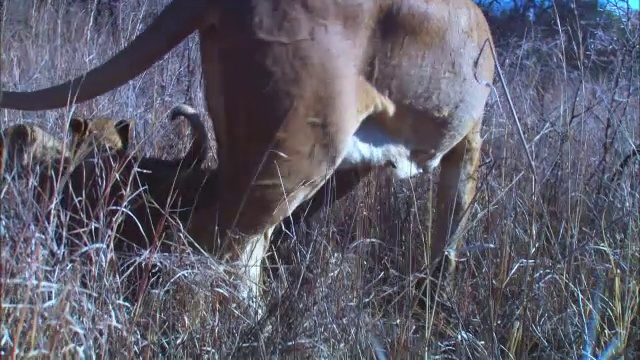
1;124;65;181
68;116;134;157
35;116;136;232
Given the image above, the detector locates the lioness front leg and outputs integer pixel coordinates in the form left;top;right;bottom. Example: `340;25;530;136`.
278;77;394;233
215;72;375;305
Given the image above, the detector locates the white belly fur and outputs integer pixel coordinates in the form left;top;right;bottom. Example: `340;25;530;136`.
339;118;424;179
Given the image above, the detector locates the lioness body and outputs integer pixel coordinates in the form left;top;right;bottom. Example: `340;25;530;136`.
0;0;496;304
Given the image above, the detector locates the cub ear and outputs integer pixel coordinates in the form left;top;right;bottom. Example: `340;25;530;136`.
69;116;89;138
115;119;134;151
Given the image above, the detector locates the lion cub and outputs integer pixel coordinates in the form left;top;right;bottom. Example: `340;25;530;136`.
23;117;133;216
0;116;132;185
1;123;66;182
68;116;133;158
59;104;209;251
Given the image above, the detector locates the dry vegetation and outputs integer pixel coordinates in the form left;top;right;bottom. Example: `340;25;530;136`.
1;0;639;358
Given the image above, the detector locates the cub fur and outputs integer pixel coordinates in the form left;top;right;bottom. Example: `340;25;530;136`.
1;123;66;182
0;117;132;184
68;116;133;157
59;104;210;253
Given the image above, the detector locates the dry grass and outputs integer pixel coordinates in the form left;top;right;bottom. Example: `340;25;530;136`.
1;0;638;358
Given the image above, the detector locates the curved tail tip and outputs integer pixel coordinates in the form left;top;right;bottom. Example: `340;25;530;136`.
170;103;198;122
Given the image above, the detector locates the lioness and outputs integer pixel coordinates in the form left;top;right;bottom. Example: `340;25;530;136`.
184;77;396;252
1;0;496;306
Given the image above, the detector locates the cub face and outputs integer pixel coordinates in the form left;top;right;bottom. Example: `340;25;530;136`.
68;116;133;158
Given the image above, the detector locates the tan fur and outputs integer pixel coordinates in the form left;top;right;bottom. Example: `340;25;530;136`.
68;116;133;157
0;0;497;306
1;123;66;182
356;76;395;123
0;117;132;174
33;116;133;213
185;79;395;247
1;117;130;185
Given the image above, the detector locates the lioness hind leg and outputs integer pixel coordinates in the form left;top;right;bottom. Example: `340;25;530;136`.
278;166;371;235
431;120;482;279
267;166;371;283
265;79;394;285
